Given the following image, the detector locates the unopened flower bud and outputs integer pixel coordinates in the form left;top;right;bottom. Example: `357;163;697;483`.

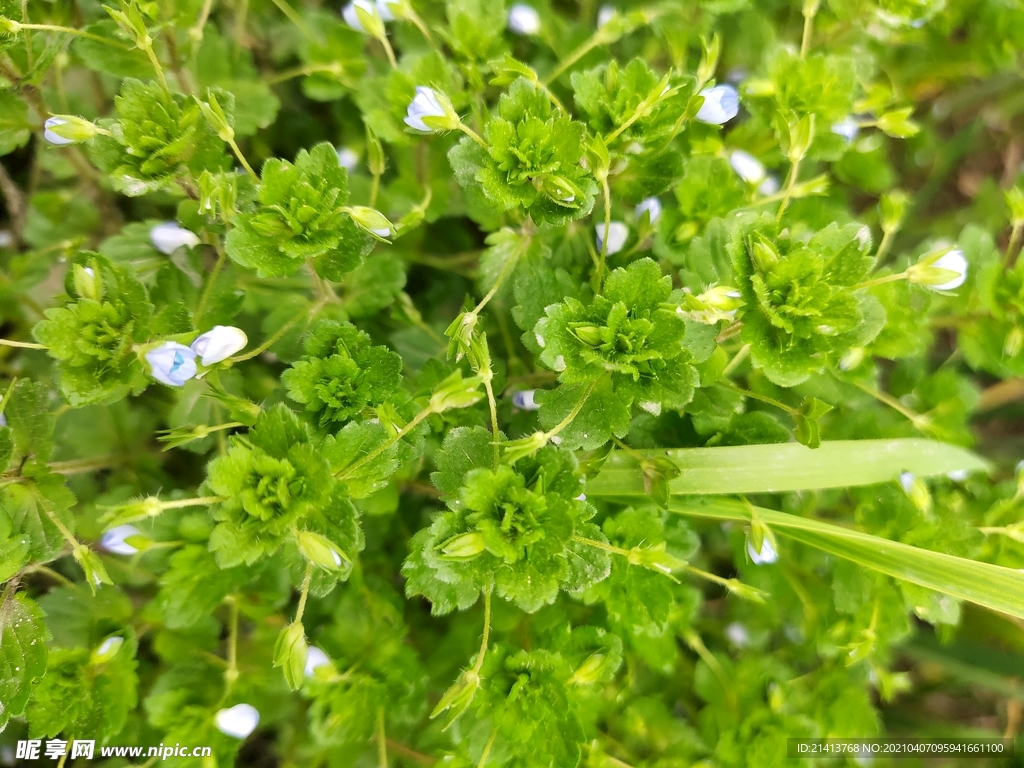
336;146;359;171
907;248;968;291
295;530;351;572
404;87;461;133
511;389;540;411
72;544;112;592
145;342;198;387
430;668;480;722
274;621;308;691
729;149;767;185
571;323;604;347
634;197;662;225
150;222;201;255
346;205;394;240
44;115;101;145
597;4;616;26
101;496;164;527
429;371;484;413
507;3;541;35
596;221;629;255
100;524;147;555
343;0;386;37
695;85;739;125
90;635;125;665
569;652;609;685
746;537;778;565
1005;326;1024;359
72;264;100;300
214;704;260;739
899;471;932;514
628;541;687;576
191;326;248;366
439;531;487;560
501;431;549;464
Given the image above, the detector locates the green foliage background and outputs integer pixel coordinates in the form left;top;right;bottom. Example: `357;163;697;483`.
1;0;1024;766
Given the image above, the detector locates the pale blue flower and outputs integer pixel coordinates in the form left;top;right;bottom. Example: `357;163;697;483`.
695;85;739;125
146;342;198;387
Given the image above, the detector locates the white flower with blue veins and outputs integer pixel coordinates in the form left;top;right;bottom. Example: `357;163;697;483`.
927;249;968;291
215;704;260;739
695;85;739;125
596;221;629;255
101;525;143;555
342;0;382;33
404;87;457;133
191;326;248;366
146;342;198;387
150;222;201;255
43;117;75;146
634;197;662;224
507;3;541;35
747;537;778;565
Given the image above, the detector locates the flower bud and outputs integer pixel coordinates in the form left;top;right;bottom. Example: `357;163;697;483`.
72;544;112;592
43;115;101;145
507;3;541;35
680;285;744;325
150;222;201;255
1005;326;1024;359
899;471;932;514
439;531;487;560
214;704;260;739
569;652;610;685
343;0;386;37
145;342;198;387
570;323;604;347
839;347;866;371
346;205;394;240
748;233;779;273
511;389;540;411
501;431;549;464
100;524;147;555
1006;186;1024;226
191;326;248;366
627;541;687;576
404;87;461;133
90;635;125;665
429;371;484;413
73;264;99;301
746;537;778;565
907;247;968;291
535;174;580;206
430;668;480;723
595;221;629;255
295;530;352;572
597;4;616;26
274;621;308;691
634;197;662;225
879;189;910;234
101;496;164;527
305;645;331;677
694;85;739;125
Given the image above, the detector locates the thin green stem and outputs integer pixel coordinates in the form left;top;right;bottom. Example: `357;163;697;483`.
719;381;797;416
0;338;46;349
1005;221;1023;267
574;535;631;559
683;630;737;712
457;122;488;150
265;62;345;85
369;170;381;209
471;588;493;675
194;245;227;324
294;562;313;623
190;0;216;44
545;377;599;439
544;36;600;84
483;376;500;469
874;229;897;264
161;495;228;510
775;157;801;222
335;405;433;480
850;379;934;435
476;728;498;768
722;343;751;377
269;0;320;42
379;35;398;69
226;136;259;181
224;595;240;691
230;297;328;362
142;42;169;91
377;707;389;768
595;176;612;291
14;24;133;51
854;270;909;290
800;3;817;58
472;235;527;316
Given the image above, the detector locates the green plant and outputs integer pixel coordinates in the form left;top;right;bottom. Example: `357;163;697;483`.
1;0;1024;766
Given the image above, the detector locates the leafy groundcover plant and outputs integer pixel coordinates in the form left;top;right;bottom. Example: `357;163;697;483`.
2;0;1024;766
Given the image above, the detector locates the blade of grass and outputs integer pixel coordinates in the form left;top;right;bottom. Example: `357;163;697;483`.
586;439;990;498
669;497;1024;621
